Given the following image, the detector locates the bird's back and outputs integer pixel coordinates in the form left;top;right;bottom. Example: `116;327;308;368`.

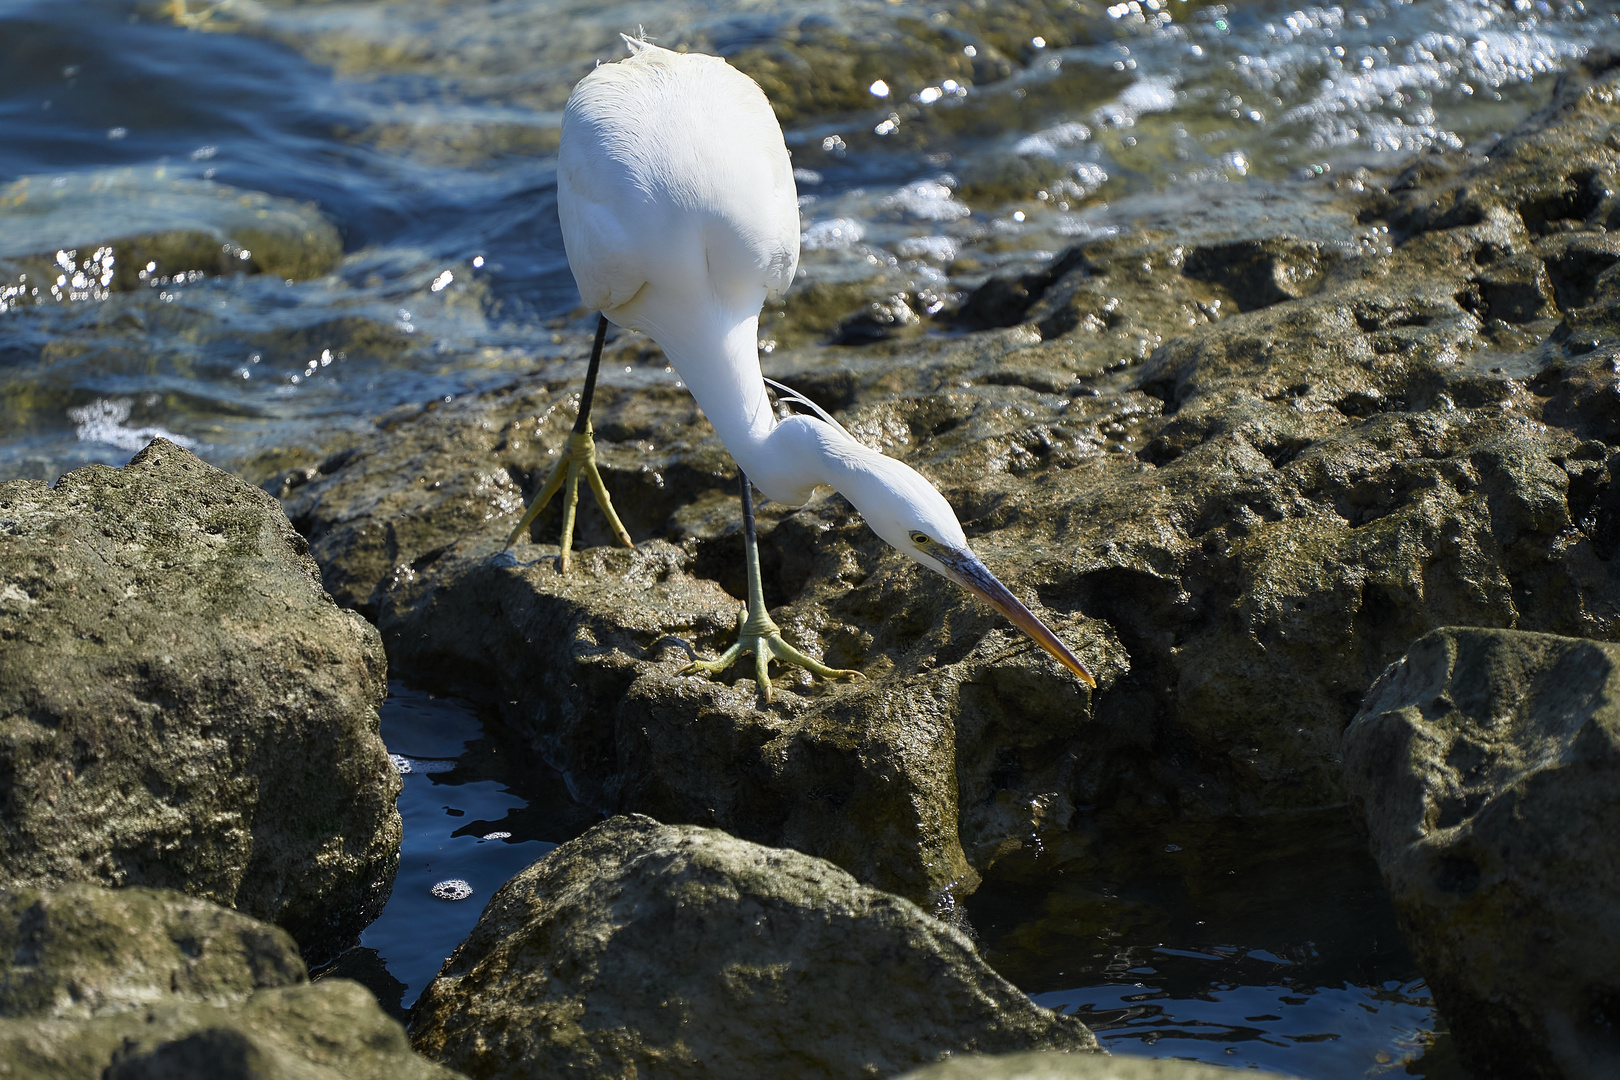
558;40;799;327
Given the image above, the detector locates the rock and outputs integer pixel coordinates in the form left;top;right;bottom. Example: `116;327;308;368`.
166;0;1106;132
278;367;1071;904
274;60;1620;909
0;883;461;1079
409;815;1098;1079
895;1051;1302;1079
1341;627;1620;1080
0;168;343;300
0;979;462;1080
0;883;306;1019
0;440;399;956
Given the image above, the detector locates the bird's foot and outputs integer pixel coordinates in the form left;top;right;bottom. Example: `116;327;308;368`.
680;608;862;705
502;425;633;572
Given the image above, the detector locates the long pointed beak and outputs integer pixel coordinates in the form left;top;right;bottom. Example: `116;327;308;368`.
942;552;1096;688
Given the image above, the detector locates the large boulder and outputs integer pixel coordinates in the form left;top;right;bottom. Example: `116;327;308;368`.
409;815;1098;1079
0;440;400;955
1342;627;1620;1080
0;882;462;1079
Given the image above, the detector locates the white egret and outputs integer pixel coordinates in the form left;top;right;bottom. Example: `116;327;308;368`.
506;36;1095;700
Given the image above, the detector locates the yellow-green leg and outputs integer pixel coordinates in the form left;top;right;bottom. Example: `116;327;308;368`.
503;314;633;572
680;472;862;704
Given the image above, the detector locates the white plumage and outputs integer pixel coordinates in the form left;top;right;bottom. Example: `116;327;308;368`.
547;37;1094;691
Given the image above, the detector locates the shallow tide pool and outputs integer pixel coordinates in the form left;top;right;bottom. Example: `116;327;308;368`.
339;685;1462;1078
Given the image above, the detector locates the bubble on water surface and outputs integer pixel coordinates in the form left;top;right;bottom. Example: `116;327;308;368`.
482;831;512;840
430;879;473;901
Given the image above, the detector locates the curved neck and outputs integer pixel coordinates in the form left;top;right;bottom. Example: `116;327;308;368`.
625;302;883;509
676;314;776;458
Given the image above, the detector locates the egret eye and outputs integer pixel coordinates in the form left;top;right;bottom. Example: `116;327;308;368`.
911;532;932;546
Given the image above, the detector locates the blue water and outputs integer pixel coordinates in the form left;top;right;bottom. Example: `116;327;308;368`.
1037;970;1438;1076
2;0;1613;478
314;684;600;1016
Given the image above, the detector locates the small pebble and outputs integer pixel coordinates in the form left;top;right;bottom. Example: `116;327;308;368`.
431;879;473;901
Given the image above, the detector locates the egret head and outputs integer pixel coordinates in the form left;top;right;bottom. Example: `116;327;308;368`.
839;451;1096;688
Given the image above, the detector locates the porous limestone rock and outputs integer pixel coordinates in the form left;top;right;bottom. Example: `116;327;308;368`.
409;815;1098;1079
0;883;306;1019
1342;627;1620;1080
0;883;461;1079
0;979;462;1080
0;440;399;956
270;59;1620;907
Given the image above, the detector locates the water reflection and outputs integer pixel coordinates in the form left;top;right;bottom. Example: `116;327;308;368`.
1037;966;1440;1077
314;682;599;1018
965;809;1463;1079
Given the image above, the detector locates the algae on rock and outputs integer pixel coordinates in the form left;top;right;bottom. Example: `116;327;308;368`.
0;168;342;298
410;815;1098;1080
1343;627;1620;1080
0;883;306;1019
0;883;462;1079
0;979;462;1080
0;440;400;957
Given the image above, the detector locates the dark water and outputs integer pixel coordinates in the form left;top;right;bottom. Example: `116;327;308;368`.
5;0;1600;1073
968;813;1460;1077
335;686;1459;1078
314;684;601;1018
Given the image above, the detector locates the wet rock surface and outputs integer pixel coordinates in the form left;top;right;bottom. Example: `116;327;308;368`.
409;815;1098;1079
163;0;1118;134
0;882;461;1079
0;439;400;956
1342;626;1620;1080
275;59;1620;923
0;167;343;297
895;1051;1300;1080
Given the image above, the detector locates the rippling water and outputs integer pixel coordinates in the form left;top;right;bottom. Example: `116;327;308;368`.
1;0;1611;480
5;1;1607;1073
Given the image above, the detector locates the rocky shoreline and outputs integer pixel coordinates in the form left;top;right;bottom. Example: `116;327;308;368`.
5;43;1620;1080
